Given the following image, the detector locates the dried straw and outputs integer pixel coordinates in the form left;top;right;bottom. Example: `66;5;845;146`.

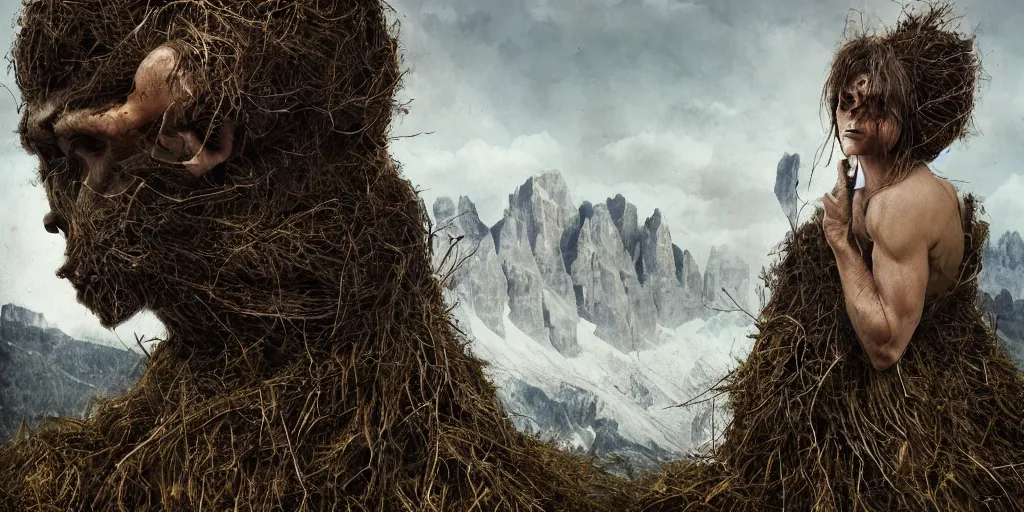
0;1;636;510
639;195;1024;511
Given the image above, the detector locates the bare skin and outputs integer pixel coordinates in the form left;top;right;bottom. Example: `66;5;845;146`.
24;45;234;234
26;45;233;202
822;73;965;371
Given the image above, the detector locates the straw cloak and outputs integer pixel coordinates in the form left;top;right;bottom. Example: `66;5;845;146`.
641;196;1024;511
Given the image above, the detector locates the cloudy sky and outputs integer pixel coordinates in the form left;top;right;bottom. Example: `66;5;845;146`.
1;0;1021;345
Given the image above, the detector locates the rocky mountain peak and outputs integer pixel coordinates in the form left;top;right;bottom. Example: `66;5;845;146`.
507;170;577;247
481;172;583;355
1;304;50;330
433;196;457;225
433;196;490;246
775;153;799;225
703;244;751;311
636;208;706;325
431;196;509;338
607;194;642;259
674;247;702;295
981;230;1024;300
644;208;664;234
432;169;752;353
990;232;1024;270
638;208;674;282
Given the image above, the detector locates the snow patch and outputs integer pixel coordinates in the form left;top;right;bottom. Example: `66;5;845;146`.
461;303;755;454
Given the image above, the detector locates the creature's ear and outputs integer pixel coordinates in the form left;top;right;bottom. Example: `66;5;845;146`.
160;119;236;177
150;101;236;177
53;44;236;177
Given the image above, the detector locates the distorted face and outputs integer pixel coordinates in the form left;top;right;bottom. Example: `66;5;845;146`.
18;45;235;328
835;73;901;158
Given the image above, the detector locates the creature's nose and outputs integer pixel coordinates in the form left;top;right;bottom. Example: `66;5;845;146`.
43;211;67;235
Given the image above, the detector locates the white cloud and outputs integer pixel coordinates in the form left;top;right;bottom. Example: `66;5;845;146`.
598;131;715;180
641;0;699;13
395;132;568;224
980;173;1024;236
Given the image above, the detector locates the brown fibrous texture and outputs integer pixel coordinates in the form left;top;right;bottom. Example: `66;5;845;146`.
0;1;636;510
637;195;1024;511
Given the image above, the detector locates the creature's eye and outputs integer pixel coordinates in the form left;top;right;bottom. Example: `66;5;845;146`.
70;135;107;157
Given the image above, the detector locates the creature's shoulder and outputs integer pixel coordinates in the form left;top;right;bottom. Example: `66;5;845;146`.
863;180;933;249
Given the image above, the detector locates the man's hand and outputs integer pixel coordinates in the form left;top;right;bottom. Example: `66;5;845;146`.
822;158;855;247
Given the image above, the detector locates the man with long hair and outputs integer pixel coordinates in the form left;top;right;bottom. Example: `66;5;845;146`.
638;4;1024;510
820;3;980;371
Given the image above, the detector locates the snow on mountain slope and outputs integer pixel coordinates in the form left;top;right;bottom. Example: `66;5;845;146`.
456;299;755;455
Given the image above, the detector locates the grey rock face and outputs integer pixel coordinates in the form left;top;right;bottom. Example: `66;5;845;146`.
432;196;508;337
675;247;703;297
638;209;675;280
607;194;642;259
493;214;550;345
542;290;580;356
509;171;578;303
995;232;1024;270
775;153;800;225
0;305;144;441
979;288;1024;370
703;245;752;313
638;209;704;327
497;171;580;355
432;170;755;356
982;231;1024;299
0;305;49;330
623;273;659;347
568;203;656;351
433;196;490;243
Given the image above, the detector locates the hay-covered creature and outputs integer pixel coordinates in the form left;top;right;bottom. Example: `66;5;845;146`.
0;1;634;510
639;3;1024;510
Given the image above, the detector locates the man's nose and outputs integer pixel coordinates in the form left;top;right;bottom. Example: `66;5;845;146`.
43;211;67;235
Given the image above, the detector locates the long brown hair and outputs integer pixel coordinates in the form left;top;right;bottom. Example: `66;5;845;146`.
817;2;982;198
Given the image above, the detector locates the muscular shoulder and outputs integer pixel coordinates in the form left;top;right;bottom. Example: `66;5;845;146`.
865;173;939;256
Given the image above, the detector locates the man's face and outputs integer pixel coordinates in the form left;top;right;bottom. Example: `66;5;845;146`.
835;73;901;158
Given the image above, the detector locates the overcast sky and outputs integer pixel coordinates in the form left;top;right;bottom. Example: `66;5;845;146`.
1;0;1021;345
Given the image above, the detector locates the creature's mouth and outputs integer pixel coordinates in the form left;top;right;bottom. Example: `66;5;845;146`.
65;271;137;327
843;129;864;135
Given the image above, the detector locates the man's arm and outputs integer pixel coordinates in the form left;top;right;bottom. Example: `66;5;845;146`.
830;191;930;370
